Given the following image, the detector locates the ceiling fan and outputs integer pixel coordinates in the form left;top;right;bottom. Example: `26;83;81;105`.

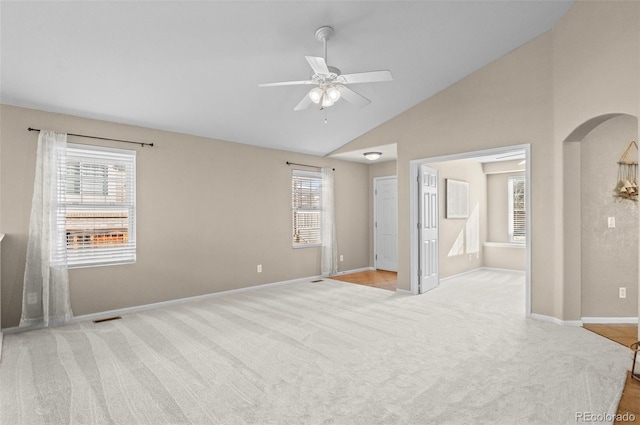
258;26;393;111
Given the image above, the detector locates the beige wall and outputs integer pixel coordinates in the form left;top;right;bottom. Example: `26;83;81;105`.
554;1;640;322
484;163;527;272
334;31;556;314
427;159;487;278
2;1;638;327
563;141;582;321
333;1;640;322
580;115;638;318
0;235;3;332
0;105;370;328
368;160;397;181
484;245;526;271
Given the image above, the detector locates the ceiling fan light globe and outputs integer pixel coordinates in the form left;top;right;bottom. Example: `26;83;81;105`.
321;94;334;107
326;86;341;102
309;87;323;104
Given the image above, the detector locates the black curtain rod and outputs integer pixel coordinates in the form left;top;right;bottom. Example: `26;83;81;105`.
28;128;154;148
286;161;335;171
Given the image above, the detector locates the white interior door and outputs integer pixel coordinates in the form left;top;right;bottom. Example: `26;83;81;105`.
374;177;398;271
420;165;439;293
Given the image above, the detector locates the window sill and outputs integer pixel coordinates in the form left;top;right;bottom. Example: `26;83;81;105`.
68;259;136;269
483;242;525;249
293;244;321;249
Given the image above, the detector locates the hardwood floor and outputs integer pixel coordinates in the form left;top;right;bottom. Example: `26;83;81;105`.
584;324;640;424
584;324;639;349
333;272;639;423
331;269;397;291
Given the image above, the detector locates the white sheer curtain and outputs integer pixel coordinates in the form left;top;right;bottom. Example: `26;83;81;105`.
321;167;338;276
20;130;73;327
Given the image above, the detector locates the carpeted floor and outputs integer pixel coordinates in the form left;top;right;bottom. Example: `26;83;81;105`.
0;270;630;424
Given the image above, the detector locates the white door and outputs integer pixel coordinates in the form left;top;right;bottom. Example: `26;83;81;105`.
420;165;439;293
375;177;398;271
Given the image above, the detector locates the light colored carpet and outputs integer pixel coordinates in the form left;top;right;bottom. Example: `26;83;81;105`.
0;270;630;424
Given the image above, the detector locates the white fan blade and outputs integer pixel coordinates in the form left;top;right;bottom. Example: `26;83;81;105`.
258;80;315;87
338;86;370;107
294;94;313;111
305;56;330;75
338;70;393;84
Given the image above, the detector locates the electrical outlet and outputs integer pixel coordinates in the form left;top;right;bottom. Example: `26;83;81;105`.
27;292;38;305
608;217;616;228
340;255;344;262
257;264;262;273
619;287;626;299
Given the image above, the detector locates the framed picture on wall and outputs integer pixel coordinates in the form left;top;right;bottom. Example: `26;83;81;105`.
446;179;469;219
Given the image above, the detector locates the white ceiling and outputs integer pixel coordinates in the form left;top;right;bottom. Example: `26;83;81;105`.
330;143;398;164
1;1;573;157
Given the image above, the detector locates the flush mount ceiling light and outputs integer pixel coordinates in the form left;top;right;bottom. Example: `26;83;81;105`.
258;26;393;111
364;152;382;161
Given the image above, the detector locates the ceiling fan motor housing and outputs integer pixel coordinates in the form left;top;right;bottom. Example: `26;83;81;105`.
315;26;334;42
312;66;341;83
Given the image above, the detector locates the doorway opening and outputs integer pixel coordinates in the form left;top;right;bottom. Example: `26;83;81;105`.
409;144;531;316
563;113;639;326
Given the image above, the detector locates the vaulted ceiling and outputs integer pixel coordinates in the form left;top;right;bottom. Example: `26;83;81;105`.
1;1;574;156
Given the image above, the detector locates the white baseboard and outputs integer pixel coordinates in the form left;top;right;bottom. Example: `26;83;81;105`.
439;267;525;283
334;266;375;276
439;268;484;283
530;313;583;327
3;275;323;335
479;267;526;274
530;315;638;326
395;288;415;296
581;317;638;324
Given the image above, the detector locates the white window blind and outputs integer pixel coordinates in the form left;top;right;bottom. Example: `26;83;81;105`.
292;170;322;247
56;143;136;267
508;175;526;243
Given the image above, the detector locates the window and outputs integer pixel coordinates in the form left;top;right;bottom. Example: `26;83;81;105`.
56;144;136;267
292;170;321;247
508;175;526;243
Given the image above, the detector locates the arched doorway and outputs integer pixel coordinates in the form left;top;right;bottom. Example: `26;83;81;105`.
563;113;639;325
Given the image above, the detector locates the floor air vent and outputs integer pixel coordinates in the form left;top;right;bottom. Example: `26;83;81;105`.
93;316;122;324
